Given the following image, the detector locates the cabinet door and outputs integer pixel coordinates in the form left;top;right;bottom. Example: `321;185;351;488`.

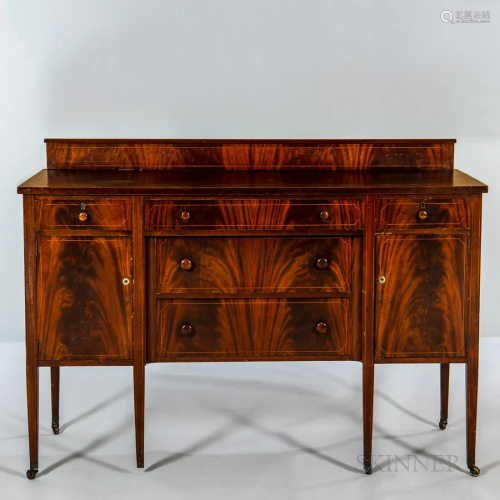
375;235;468;359
36;237;132;361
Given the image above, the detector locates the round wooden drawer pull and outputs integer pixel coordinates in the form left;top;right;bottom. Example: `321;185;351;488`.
316;321;328;334
319;211;330;220
181;323;194;336
418;210;428;220
180;211;191;221
316;258;329;269
78;212;88;222
180;259;193;270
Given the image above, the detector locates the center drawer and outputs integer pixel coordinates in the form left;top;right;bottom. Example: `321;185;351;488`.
156;237;351;294
157;298;350;358
146;199;364;231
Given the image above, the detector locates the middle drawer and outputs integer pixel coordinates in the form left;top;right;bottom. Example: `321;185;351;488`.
156;237;351;295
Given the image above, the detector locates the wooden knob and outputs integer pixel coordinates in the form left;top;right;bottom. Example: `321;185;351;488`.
78;212;88;222
418;210;428;220
181;323;193;336
180;259;193;270
319;211;330;220
316;321;328;334
316;258;329;269
180;211;191;221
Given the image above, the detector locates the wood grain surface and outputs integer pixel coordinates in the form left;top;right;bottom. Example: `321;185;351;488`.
375;235;468;358
36;237;132;360
156;237;352;294
157;298;350;358
377;197;469;230
45;139;455;170
36;198;131;231
17;169;488;196
146;199;364;231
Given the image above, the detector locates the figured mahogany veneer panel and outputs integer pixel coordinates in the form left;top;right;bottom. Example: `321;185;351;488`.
45;139;455;170
377;197;469;230
157;298;350;358
375;235;468;358
36;237;132;360
156;237;351;294
146;199;364;231
36;198;131;231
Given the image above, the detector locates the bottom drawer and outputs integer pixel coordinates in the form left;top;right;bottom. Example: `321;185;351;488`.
157;298;350;359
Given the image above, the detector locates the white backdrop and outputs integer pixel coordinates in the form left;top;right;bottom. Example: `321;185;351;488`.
0;0;498;342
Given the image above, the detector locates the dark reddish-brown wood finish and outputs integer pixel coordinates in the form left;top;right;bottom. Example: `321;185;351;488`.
157;298;350;359
146;199;364;231
375;235;468;359
51;367;60;434
18;169;487;196
440;364;450;430
132;197;146;469
18;139;486;479
377;197;469;230
36;237;132;361
45;139;455;170
36;197;131;231
156;237;352;295
23;195;39;476
362;195;376;474
466;194;482;474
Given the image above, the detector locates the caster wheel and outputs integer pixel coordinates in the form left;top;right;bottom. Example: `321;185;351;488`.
469;465;480;477
439;419;447;430
52;423;60;435
364;465;372;475
26;469;38;480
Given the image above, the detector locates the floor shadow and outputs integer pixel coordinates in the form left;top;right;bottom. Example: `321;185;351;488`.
151;371;440;431
150;370;333;400
232;413;362;474
37;418;133;476
150;371;364;427
371;424;469;475
145;421;234;472
59;387;131;433
375;390;436;428
480;457;500;474
0;465;25;478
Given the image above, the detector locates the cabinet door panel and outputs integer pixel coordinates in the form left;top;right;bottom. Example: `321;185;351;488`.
37;237;132;360
375;235;467;358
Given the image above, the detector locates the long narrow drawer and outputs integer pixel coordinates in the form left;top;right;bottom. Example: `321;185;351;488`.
36;198;131;231
376;197;469;230
157;298;350;358
156;237;351;294
146;199;364;231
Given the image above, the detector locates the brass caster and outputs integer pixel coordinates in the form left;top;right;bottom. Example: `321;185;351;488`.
364;465;372;475
439;418;447;430
52;416;60;435
469;465;480;477
26;469;38;480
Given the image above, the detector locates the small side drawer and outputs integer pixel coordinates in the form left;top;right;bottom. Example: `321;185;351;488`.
145;199;364;231
376;197;469;230
36;198;131;231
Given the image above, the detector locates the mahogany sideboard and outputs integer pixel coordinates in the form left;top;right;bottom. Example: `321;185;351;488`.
17;139;488;479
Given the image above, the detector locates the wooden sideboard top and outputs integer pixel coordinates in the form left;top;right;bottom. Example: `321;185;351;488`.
17;139;487;195
18;168;487;195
